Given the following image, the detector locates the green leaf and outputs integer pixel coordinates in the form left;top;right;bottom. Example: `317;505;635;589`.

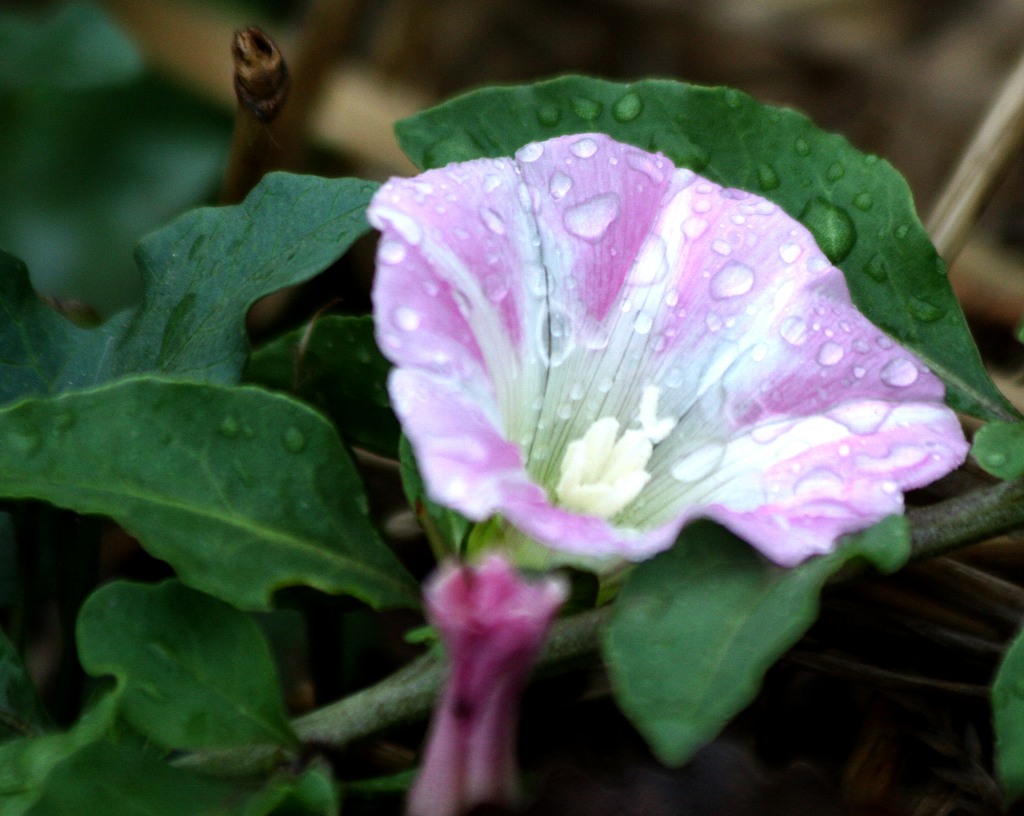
0;627;49;743
20;736;240;816
395;76;1014;422
0;692;117;814
0;3;141;91
78;580;295;751
0;173;378;406
993;625;1024;804
241;766;339;816
603;516;909;765
0;377;418;611
247;315;399;458
972;421;1024;480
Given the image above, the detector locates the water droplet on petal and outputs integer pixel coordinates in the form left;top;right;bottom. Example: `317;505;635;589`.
817;341;844;366
705;312;723;331
671;442;726;482
778;243;801;264
756;163;781;191
394;306;421;331
633;312;653;335
484;174;502;193
612;92;643;122
480;207;506;235
626;151;665;183
282;427;306;453
780;315;809;346
799;196;856;263
880;357;919;387
378;239;406;264
564;193;620;241
383;210;422;245
518;142;544;162
751;343;768;362
795;467;843;495
853;366;866;378
550;171;573;200
483;275;509;302
710;262;754;299
570;137;599;158
683;217;708;239
711;239;732;256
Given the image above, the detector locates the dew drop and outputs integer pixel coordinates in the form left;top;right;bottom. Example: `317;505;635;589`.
705;312;723;331
570;137;599;158
626;151;665;183
826;162;844;182
864;254;888;282
570;96;603;121
671;442;726;482
795;137;811;156
519;142;544;163
723;88;743;109
483;174;502;193
633;312;654;335
756;163;781;191
383;210;422;245
394;306;421;331
480;207;506;235
282;427;306;453
880;357;919;387
780;315;808;346
799;196;856;263
795;467;843;495
908;296;946;322
853;365;866;378
483;274;509;302
710;262;754;299
549;171;573;200
537;104;561;127
984;450;1008;469
778;242;801;264
219;416;240;438
683;217;708;239
817;341;844;366
564;193;620;240
612;91;643;122
711;239;732;256
895;224;910;240
751;343;768;362
852;191;874;212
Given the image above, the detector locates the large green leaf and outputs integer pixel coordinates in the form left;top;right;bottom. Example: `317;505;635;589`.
0;628;49;743
993;624;1024;804
0;173;378;406
603;517;909;765
0;3;141;91
247;315;399;458
0;377;418;611
395;76;1013;421
78;580;295;751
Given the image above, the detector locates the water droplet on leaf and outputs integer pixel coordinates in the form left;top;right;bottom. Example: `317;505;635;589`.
756;163;780;191
612;92;643;122
219;416;240;438
282;427;306;453
826;162;844;182
800;197;856;263
908;296;945;322
794;137;811;156
570;96;602;121
864;254;887;281
852;191;873;211
537;104;561;127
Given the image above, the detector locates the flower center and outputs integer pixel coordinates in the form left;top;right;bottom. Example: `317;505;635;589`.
555;418;654;519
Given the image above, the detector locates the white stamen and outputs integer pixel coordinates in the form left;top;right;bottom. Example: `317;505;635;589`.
556;418;653;518
637;385;676;443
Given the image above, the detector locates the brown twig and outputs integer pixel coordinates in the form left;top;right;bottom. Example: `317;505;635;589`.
220;28;289;205
927;44;1024;263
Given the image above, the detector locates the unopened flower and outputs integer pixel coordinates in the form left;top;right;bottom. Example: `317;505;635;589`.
370;133;967;567
407;555;567;816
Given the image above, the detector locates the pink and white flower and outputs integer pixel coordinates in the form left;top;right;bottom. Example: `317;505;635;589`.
370;133;968;567
407;555;567;816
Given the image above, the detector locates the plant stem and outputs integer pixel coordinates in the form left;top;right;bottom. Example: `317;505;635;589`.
926;45;1024;263
909;477;1024;561
220;27;289;205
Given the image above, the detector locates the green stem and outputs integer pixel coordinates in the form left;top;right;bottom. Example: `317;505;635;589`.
908;477;1024;560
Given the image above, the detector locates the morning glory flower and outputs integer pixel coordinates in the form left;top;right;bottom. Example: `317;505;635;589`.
370;133;968;567
407;555;567;816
